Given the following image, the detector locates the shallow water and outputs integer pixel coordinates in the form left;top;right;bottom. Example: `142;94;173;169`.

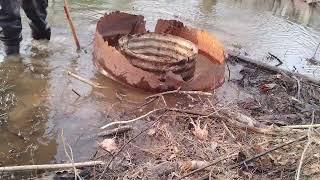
0;0;319;173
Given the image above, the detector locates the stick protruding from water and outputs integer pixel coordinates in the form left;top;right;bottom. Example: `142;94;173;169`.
64;0;81;51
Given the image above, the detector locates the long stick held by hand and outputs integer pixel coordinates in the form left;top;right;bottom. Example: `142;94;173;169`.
64;0;81;50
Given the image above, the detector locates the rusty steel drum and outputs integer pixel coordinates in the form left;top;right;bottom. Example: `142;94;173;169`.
118;33;198;81
93;11;226;92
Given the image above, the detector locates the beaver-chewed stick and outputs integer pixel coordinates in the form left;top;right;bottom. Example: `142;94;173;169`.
64;0;81;50
67;71;106;89
97;125;133;137
0;161;105;172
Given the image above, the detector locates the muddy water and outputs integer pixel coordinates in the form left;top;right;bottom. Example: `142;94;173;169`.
0;0;319;172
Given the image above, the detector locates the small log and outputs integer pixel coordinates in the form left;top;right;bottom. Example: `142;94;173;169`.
97;125;133;137
228;51;320;86
0;161;104;172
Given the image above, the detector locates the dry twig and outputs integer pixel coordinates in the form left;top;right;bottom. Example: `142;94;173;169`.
97;113;166;180
231;135;308;169
100;108;164;129
61;129;81;180
296;111;315;180
146;88;213;100
284;124;320;129
222;121;236;140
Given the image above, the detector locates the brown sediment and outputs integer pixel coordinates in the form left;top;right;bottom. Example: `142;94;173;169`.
93;11;226;92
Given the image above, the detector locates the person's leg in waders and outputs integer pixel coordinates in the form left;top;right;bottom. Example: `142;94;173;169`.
0;0;22;55
22;0;51;41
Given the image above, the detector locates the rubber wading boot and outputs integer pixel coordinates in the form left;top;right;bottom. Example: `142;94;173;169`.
30;23;51;40
4;44;20;56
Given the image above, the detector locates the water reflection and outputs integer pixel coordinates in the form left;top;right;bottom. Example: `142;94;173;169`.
200;0;217;14
230;0;320;28
195;0;320;77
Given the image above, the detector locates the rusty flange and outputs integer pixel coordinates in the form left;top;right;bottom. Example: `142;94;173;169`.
93;11;226;92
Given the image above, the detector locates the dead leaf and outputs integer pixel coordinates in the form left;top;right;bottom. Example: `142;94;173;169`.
168;154;176;160
99;138;117;152
191;120;208;141
147;128;156;136
211;141;218;152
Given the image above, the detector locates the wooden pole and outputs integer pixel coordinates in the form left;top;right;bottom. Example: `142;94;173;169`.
0;161;104;172
64;0;81;50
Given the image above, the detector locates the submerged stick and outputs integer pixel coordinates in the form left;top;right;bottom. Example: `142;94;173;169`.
72;89;81;97
312;42;320;59
67;71;106;89
0;161;105;172
64;0;81;50
268;52;283;66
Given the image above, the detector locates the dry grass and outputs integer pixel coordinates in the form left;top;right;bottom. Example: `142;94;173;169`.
90;97;320;180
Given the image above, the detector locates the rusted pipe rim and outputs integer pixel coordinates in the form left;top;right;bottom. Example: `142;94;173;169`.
118;33;198;64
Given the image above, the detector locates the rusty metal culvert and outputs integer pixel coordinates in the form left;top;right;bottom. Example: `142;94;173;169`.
118;33;198;81
93;11;226;92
